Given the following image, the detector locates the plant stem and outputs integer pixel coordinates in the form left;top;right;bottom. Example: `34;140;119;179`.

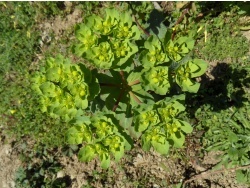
171;2;192;40
128;79;140;86
99;83;121;87
133;15;150;37
112;90;124;112
129;91;142;104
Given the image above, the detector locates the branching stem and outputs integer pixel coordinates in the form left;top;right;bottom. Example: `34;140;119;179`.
112;90;125;112
133;15;150;37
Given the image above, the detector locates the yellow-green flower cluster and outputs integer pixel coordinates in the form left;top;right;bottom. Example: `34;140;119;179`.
31;55;97;122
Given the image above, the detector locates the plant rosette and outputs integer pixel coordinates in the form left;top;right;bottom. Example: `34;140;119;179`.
31;55;99;122
74;8;141;70
134;95;193;154
175;59;208;92
140;35;169;68
141;66;170;95
66;113;130;169
165;36;195;62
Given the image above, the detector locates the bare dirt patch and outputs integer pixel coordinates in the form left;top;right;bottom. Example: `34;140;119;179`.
0;141;21;188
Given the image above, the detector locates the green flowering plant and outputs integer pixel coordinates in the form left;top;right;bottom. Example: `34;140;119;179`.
140;35;169;68
175;59;208;92
165;36;195;61
74;8;140;70
31;55;99;122
66;113;131;169
134;95;193;154
32;7;208;168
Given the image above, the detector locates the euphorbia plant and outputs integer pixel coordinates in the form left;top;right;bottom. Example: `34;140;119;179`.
32;7;208;168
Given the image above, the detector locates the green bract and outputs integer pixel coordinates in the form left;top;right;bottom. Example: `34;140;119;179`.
141;66;170;95
165;36;195;61
140;35;169;68
66;121;92;144
74;8;140;70
66;113;130;169
142;126;169;155
74;24;98;57
87;42;114;69
175;59;208;93
113;10;141;40
133;95;193;154
91;114;117;140
133;104;160;132
31;55;99;122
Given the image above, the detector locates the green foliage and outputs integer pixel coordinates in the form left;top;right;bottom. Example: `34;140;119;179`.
198;27;249;61
74;8;140;70
31;55;100;122
134;95;193;154
196;103;250;184
15;145;71;188
195;60;250;184
129;2;154;21
31;5;208;169
66;113;131;169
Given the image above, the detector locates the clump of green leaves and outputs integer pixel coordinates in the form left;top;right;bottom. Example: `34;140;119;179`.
196;104;250;185
134;95;193;155
32;7;208;169
195;60;250;185
15;145;71;188
129;1;155;21
198;28;249;61
74;8;140;70
66;113;131;169
31;55;99;122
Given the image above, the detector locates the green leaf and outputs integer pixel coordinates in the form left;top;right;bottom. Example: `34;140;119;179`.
88;75;100;101
75;96;88;109
228;131;238;143
157;23;169;41
78;145;96;162
179;120;193;134
141;135;151;151
236;170;249;184
40;82;56;97
100;153;111;169
127;71;154;107
176;76;200;93
114;146;125;162
66;127;83;145
191;59;208;78
46;67;61;83
170;131;185;148
151;138;169;155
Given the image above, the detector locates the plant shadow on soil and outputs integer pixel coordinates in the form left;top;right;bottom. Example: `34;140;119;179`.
178;61;250;187
186;62;250;119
